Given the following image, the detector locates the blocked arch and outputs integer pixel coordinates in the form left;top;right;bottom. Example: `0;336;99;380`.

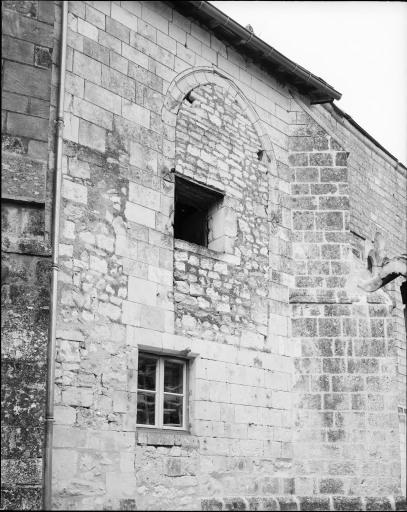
162;66;277;168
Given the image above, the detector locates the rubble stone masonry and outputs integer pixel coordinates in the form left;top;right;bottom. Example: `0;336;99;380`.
1;1;406;510
1;1;57;509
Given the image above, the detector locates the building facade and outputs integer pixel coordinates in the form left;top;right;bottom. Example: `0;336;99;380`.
1;1;406;510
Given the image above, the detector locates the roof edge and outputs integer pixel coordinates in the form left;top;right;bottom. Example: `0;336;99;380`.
330;103;407;171
166;0;342;103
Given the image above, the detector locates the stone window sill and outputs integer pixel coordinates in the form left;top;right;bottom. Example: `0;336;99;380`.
136;427;199;448
174;238;240;265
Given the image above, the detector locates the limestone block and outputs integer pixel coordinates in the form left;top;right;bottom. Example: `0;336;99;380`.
73;51;102;84
68;158;90;179
101;65;135;100
2;35;34;65
125;201;155;228
98;30;122;54
84;81;121;115
54;406;77;425
72;97;113;130
6;112;49;141
119;452;135;473
139;304;165;331
127;276;157;306
105;17;129;44
62;178;88;204
78;18;98;41
58;339;80;363
121;43;149;69
52;449;78;481
111;3;138;30
106;472;137;497
62;387;93;408
98;301;121;322
96;233;114;252
115;236;137;259
129;141;158;173
122;99;150;128
240;330;265;350
78;119;106;152
113;391;128;413
122;258;148;278
128;183;160;211
85;4;106;29
122;300;141;326
64;113;80;143
110;50;128;74
148;265;172;286
128;327;163;349
62;220;75;240
2;153;47;202
269;314;289;337
142;4;169;34
88;255;107;274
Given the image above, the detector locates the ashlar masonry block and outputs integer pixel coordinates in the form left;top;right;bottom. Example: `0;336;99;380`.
128;182;160;210
124;201;155;228
17;1;401;509
62;178;88;204
127;276;157;306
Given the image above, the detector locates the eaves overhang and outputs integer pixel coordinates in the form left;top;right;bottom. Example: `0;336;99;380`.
165;0;342;104
330;103;407;171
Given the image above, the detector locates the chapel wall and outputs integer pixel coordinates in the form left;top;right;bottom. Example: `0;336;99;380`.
2;1;405;510
1;1;57;508
51;1;295;508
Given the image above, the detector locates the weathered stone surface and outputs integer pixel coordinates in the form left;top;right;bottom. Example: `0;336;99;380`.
395;497;407;511
2;153;47;201
2;1;405;510
298;497;330;511
332;497;363;511
2;8;53;46
173;83;269;343
289;110;405;507
202;498;223;511
1;1;54;507
3;61;51;100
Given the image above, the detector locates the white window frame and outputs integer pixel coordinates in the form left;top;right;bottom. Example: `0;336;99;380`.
136;352;188;431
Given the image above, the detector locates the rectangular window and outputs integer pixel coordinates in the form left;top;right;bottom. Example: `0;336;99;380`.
174;175;223;247
137;352;187;430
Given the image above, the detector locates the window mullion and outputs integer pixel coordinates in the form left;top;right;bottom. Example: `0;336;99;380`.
158;358;164;428
183;361;186;429
137;353;188;430
156;358;161;428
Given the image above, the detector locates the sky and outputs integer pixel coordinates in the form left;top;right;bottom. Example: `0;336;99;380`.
211;1;407;166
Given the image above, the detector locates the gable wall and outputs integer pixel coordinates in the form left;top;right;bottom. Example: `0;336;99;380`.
1;1;405;510
1;1;58;509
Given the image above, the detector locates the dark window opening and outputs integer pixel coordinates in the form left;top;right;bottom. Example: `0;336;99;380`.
401;281;407;333
184;91;195;104
367;255;373;273
174;175;223;247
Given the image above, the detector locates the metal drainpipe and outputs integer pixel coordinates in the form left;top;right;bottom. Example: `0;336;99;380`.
43;1;68;509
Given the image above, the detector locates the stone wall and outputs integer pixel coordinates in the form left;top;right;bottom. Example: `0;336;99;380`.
51;1;296;509
310;101;406;415
174;83;270;342
1;1;56;509
292;97;407;493
288;112;402;497
51;1;405;509
2;1;405;510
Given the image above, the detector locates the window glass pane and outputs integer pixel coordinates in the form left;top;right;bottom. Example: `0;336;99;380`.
137;391;155;425
164;360;184;394
138;355;157;391
163;394;183;427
